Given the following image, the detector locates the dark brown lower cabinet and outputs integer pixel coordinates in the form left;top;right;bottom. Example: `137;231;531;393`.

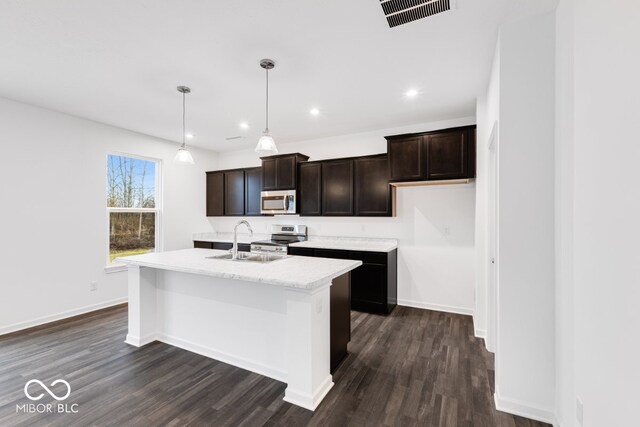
289;246;397;315
193;241;250;252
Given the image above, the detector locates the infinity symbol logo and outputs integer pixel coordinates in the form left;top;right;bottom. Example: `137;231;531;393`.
24;379;71;401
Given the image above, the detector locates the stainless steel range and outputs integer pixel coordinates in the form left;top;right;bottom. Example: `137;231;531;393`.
250;224;307;255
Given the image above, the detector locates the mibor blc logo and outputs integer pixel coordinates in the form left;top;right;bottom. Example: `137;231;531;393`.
16;379;79;414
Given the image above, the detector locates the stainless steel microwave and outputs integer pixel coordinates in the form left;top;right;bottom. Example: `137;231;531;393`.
260;190;296;215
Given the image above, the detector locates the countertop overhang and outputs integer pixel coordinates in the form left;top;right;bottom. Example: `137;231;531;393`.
116;248;362;290
193;233;398;253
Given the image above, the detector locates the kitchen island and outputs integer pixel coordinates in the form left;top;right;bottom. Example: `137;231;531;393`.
117;248;361;411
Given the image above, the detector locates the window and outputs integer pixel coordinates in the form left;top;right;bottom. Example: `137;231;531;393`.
106;154;160;264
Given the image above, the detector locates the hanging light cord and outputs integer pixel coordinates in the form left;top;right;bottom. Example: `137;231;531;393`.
265;66;269;132
181;91;186;148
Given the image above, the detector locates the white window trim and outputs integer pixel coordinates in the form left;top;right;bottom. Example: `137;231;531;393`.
105;152;162;271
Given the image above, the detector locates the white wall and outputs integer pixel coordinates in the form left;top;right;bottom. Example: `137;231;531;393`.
554;0;575;425
555;1;640;426
476;11;557;422
0;98;217;334
207;118;478;315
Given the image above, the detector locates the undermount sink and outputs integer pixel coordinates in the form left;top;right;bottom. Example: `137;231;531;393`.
206;251;288;263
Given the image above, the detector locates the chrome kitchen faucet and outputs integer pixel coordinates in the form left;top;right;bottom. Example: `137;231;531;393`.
232;220;253;260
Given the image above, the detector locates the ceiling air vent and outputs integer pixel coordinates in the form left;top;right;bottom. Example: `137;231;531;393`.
380;0;452;28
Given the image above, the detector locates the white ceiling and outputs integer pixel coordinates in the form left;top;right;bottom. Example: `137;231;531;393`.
0;0;556;152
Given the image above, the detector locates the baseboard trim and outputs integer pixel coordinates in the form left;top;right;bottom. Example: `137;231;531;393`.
125;333;157;347
397;299;474;316
284;375;334;411
157;333;287;383
474;328;487;339
0;297;128;336
494;391;555;424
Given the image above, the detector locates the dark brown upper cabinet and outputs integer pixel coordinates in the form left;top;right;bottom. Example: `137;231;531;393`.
262;158;277;190
244;167;262;216
388;136;422;181
424;129;471;180
206;171;225;216
206;167;262;217
298;162;322;216
354;155;391;216
224;170;245;216
322;159;354;216
387;125;476;182
261;153;309;191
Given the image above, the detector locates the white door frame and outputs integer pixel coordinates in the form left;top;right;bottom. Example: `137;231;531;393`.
486;121;498;353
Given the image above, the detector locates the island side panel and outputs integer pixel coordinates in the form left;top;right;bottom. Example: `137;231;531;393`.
153;270;288;382
330;272;351;373
125;265;158;346
283;283;333;411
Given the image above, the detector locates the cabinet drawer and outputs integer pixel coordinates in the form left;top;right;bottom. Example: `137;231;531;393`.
194;241;213;249
212;242;233;251
314;248;350;259
288;247;315;257
348;251;387;265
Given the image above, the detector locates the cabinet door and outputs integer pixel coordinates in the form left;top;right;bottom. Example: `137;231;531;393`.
322;160;354;216
262;158;277;190
354;156;391;216
299;162;322;216
276;156;297;190
424;129;469;180
224;170;245;216
245;167;262;216
351;263;387;312
388;136;423;181
206;172;225;216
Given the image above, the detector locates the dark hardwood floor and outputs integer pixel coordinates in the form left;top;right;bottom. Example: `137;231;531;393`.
0;305;548;427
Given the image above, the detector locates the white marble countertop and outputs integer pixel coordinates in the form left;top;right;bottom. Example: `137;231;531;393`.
116;248;362;290
193;232;398;253
290;236;398;253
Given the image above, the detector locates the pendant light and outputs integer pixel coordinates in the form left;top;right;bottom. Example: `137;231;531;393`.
255;59;278;156
174;85;195;164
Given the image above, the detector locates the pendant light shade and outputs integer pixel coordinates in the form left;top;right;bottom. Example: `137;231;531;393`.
255;59;278;156
255;131;278;156
174;147;194;164
175;85;195;165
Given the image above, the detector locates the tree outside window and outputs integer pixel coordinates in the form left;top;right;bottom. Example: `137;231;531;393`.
106;154;160;263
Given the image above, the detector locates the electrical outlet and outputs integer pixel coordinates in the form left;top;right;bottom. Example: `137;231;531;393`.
89;281;98;292
576;397;584;425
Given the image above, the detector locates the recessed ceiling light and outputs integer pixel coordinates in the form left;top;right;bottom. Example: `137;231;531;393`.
405;89;419;98
239;122;249;129
309;108;320;116
185;133;194;139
